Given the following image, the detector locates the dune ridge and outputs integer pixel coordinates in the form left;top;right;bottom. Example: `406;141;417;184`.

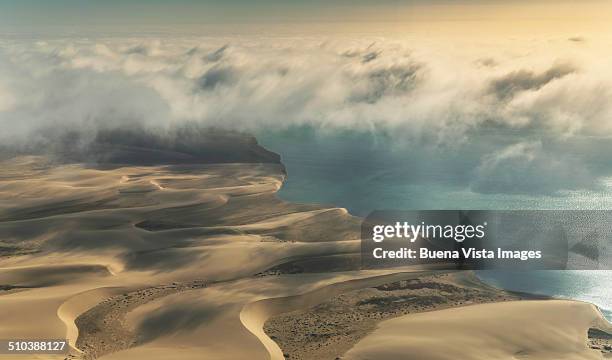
0;134;610;360
344;300;612;360
0;141;364;359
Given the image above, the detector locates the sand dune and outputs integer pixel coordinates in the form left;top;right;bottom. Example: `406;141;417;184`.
243;270;450;360
345;300;612;360
0;153;365;359
261;272;530;360
0;146;610;360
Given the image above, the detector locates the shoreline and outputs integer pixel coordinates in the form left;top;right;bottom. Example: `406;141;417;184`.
258;140;612;359
475;270;612;322
0;140;610;359
264;138;612;321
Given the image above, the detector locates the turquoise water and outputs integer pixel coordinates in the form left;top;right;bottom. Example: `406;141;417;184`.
257;127;612;321
258;127;612;214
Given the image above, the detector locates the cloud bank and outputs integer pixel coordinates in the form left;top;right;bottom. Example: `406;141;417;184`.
1;36;611;195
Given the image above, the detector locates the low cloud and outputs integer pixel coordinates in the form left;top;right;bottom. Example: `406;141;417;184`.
472;141;597;195
489;63;576;100
1;37;611;195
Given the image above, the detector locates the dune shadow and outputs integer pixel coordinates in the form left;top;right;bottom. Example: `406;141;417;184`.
136;301;228;343
121;247;208;273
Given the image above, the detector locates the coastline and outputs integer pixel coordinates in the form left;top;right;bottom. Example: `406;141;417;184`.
0;135;610;359
255;140;612;359
263;133;612;318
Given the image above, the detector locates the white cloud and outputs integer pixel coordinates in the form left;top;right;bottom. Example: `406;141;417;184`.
1;36;612;194
472;141;597;195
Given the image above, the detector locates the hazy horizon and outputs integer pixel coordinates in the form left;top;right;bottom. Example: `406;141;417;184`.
1;0;612;36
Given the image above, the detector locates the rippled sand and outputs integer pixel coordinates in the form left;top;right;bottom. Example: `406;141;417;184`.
0;150;610;360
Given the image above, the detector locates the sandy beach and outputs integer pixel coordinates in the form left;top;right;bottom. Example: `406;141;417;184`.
0;135;611;360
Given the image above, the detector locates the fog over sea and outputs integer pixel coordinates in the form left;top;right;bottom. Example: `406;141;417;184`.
258;127;612;321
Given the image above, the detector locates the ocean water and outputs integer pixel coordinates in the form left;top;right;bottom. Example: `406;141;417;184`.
477;270;612;321
257;127;612;321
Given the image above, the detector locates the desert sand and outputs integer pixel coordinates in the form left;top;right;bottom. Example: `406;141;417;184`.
344;300;612;360
263;272;528;360
0;134;611;360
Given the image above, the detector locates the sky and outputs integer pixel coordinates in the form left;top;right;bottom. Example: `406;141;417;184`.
1;0;611;35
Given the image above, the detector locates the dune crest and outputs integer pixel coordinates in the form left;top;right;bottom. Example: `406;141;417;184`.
0;147;363;359
344;300;612;360
1;137;610;360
